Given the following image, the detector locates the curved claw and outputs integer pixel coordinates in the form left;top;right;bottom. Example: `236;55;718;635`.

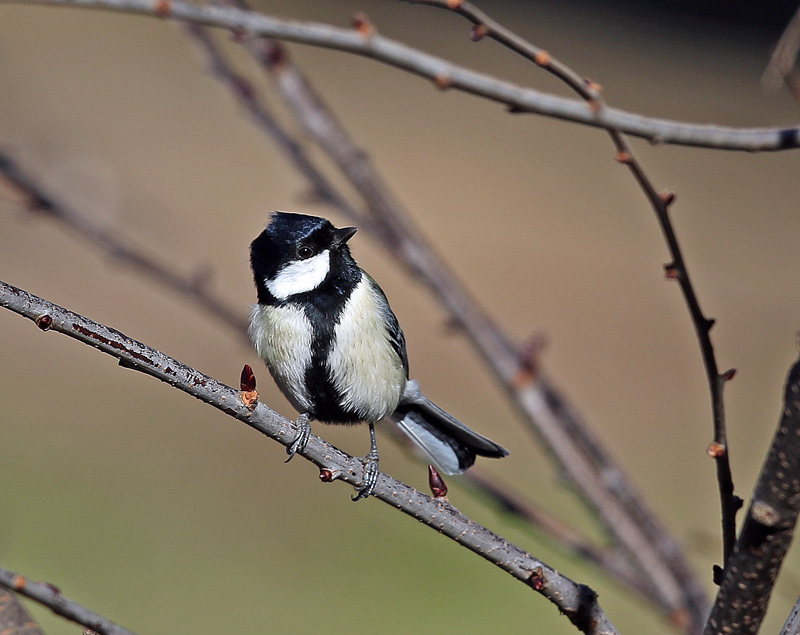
352;451;379;502
285;413;311;463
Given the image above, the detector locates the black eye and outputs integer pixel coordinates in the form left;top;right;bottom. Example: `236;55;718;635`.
297;245;314;260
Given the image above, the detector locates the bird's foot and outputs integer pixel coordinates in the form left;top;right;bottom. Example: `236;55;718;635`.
351;450;379;502
285;413;311;463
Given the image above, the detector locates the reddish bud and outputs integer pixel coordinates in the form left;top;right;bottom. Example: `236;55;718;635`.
351;12;374;37
664;263;679;280
319;469;334;482
534;50;551;67
428;465;448;498
529;567;545;591
240;364;257;392
585;79;602;93
470;24;489;41
446;0;463;8
35;314;53;331
433;74;452;90
707;441;726;459
615;151;632;164
721;368;737;382
11;575;26;590
153;0;171;17
660;191;676;206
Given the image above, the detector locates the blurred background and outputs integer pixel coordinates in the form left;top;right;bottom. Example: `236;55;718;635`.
1;0;799;632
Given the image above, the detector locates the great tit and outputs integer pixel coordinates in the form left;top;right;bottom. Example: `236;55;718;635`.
249;212;508;500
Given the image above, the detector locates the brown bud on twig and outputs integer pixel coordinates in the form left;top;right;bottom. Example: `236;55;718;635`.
11;575;26;590
351;12;375;37
470;24;489;41
663;263;680;280
433;74;452;90
660;191;676;206
35;314;53;331
446;0;464;8
239;364;258;409
707;441;726;459
534;50;551;67
428;464;448;498
319;468;341;482
528;567;545;591
153;0;171;18
615;150;632;164
721;368;737;382
240;364;257;392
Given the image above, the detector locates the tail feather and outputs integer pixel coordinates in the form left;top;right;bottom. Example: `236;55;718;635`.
390;380;508;475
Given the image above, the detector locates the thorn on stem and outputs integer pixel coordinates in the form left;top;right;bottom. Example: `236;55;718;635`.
705;317;716;331
721;368;737;382
707;441;726;459
35;314;53;331
428;464;448;498
470;24;489;41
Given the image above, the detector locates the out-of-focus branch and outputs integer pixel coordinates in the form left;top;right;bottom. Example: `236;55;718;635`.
0;150;249;341
780;595;800;635
0;280;619;635
763;4;800;104
0;566;134;635
0;585;44;635
704;357;800;634
191;5;702;626
3;0;800;151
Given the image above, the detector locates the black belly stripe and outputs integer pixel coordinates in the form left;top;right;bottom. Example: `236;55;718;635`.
291;263;362;424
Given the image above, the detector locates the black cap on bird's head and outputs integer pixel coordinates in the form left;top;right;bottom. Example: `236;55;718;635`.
250;212;358;303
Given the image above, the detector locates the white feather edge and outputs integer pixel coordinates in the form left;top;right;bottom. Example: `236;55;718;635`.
392;413;462;475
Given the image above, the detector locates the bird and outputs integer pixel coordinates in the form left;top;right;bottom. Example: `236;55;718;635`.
249;212;508;500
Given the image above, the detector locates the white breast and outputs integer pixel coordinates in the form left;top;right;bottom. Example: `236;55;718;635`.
248;303;314;413
266;250;330;300
327;277;406;422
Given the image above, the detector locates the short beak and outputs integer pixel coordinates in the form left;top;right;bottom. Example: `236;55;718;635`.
331;226;357;247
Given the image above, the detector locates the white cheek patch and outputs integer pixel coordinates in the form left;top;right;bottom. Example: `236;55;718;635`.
266;250;330;300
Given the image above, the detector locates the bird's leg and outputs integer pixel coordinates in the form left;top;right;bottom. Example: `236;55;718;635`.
285;412;311;462
352;422;380;501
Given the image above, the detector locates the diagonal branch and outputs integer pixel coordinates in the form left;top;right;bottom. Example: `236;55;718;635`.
0;566;135;635
2;0;799;151
0;279;619;635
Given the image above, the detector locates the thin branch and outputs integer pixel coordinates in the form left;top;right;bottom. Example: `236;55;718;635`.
0;566;135;635
0;150;249;342
763;3;800;101
0;280;619;635
422;0;729;617
2;0;799;151
780;595;800;635
704;357;800;634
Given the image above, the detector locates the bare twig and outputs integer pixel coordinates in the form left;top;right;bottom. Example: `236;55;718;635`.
704;357;800;634
0;150;249;341
0;566;135;635
780;595;800;635
2;0;800;151
0;280;619;635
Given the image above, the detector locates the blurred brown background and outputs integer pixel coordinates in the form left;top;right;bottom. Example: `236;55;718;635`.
1;1;799;632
